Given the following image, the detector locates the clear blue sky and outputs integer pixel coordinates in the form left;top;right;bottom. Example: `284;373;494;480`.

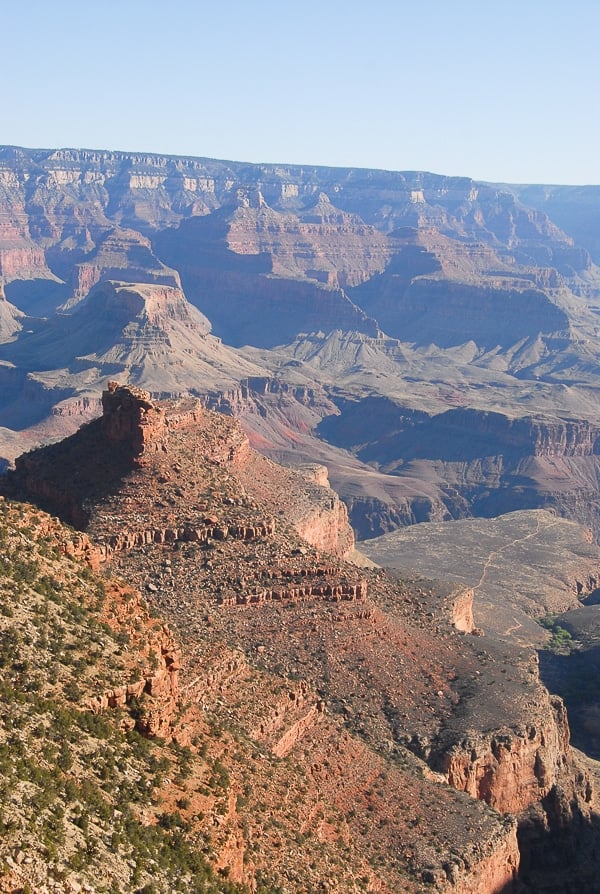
3;0;599;184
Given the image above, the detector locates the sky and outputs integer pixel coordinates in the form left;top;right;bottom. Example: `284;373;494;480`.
3;0;600;185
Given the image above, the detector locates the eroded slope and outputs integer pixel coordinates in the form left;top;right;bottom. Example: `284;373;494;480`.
4;384;600;891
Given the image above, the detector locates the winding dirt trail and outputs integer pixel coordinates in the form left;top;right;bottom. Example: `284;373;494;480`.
472;512;562;595
472;513;563;635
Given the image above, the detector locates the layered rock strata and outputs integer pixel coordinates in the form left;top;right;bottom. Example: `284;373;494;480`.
4;384;355;561
4;386;600;891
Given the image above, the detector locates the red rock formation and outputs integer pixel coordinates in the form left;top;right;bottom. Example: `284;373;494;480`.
249;679;326;758
443;694;574;814
86;585;182;740
450;834;520;894
293;465;356;557
225;188;391;288
5;383;356;559
235;450;356;559
0;239;51;283
59;530;103;571
95;517;277;558
69;227;181;306
219;576;367;607
102;381;167;453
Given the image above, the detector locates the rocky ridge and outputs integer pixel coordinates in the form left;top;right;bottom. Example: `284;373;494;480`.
3;384;600;891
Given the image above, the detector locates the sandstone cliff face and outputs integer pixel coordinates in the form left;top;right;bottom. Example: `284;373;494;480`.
448;586;475;633
290;465;355;558
68;227;181;307
443;695;571;814
356;406;600;466
204;375;335;420
155;219;381;347
350;223;570;351
364;278;569;350
102;380;166;453
452;840;520;894
224;188;392;288
0;173;58;289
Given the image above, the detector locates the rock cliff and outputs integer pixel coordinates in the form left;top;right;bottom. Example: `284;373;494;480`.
3;384;600;891
4;384;355;560
316;397;600;539
4;143;600;888
66;226;182;309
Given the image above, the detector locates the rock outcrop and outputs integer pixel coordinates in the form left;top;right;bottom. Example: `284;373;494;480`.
4;384;600;892
86;584;181;739
67;226;182;308
101;380;166;453
3;384;356;560
443;696;572;814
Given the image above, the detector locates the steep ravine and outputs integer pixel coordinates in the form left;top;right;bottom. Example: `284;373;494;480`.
196;378;600;541
317;398;600;538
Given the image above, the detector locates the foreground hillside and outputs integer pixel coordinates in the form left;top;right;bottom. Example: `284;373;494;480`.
0;498;246;893
2;384;600;892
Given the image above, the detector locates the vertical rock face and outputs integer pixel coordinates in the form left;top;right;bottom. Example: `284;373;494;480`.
86;584;182;740
222;188;392;287
101;381;167;454
293;465;356;558
0;181;57;286
233;450;357;559
443;694;571;813
68;227;182;307
450;834;520;894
